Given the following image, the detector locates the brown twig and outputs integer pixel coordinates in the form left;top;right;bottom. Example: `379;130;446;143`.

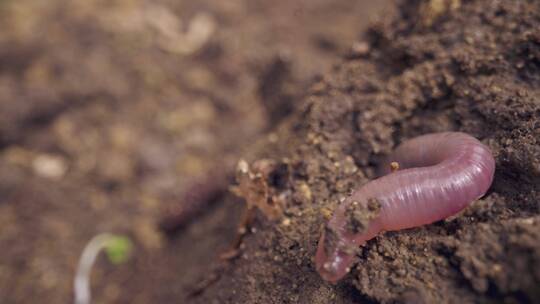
219;205;256;260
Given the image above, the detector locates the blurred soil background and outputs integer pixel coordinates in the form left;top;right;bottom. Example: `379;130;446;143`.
0;0;387;303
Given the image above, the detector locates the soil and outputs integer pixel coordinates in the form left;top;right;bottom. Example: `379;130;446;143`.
1;0;539;303
192;0;540;303
0;0;386;303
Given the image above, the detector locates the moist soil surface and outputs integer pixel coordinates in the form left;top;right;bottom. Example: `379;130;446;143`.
1;0;539;303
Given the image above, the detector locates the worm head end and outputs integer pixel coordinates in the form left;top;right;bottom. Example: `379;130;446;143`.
315;229;356;283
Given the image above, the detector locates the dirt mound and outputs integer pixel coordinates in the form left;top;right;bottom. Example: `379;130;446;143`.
194;1;540;303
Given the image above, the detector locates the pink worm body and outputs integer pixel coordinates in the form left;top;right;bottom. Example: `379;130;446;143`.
315;132;495;283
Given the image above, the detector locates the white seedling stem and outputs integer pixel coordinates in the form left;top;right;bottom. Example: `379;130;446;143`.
74;233;116;304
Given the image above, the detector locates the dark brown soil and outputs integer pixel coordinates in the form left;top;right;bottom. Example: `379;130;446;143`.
1;0;539;303
191;0;540;303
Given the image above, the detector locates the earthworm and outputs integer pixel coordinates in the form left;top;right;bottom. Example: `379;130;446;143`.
315;132;495;283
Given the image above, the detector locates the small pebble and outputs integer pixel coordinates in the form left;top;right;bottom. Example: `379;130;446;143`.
350;41;370;57
32;154;68;179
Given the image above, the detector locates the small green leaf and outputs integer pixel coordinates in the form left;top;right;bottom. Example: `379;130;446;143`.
105;235;133;265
